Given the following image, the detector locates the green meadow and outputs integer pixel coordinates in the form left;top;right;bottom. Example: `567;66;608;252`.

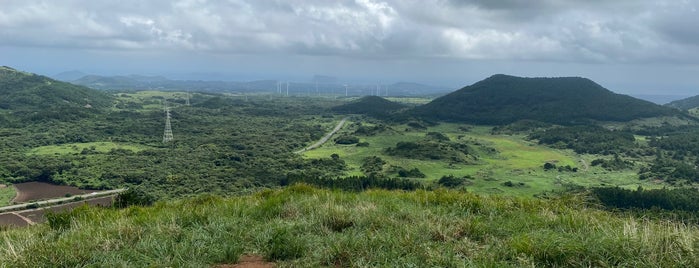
0;186;15;206
303;121;660;197
1;185;697;267
27;142;149;156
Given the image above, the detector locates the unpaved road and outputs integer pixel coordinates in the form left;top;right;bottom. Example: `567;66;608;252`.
294;117;348;154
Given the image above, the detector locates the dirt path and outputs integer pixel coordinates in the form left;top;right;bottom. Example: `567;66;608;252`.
580;159;590;172
294;117;348;154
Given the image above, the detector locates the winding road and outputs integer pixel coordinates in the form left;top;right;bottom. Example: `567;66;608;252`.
294;117;349;154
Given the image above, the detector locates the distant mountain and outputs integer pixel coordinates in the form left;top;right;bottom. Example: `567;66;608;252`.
51;70;88;82
332;96;406;118
384;82;452;96
0;66;112;119
666;95;699;111
71;74;449;96
411;74;681;125
631;94;690;105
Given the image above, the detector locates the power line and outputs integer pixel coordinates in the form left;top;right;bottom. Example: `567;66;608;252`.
163;102;174;143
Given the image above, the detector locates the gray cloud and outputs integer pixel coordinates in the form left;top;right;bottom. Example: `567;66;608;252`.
0;0;698;64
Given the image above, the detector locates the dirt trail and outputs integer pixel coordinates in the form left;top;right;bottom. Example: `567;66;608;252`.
294;117;348;154
580;159;590;172
215;255;275;268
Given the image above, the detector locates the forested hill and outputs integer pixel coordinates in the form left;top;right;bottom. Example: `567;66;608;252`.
332;96;406;118
410;74;680;125
666;95;699;111
0;66;113;111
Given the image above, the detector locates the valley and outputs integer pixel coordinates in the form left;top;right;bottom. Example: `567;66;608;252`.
2;67;699;266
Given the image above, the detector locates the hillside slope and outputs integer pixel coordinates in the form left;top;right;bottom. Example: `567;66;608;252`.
0;66;112;112
411;74;680;125
666;95;699;110
1;185;697;267
332;96;406;118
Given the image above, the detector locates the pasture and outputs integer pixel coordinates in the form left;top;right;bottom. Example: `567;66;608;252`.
302;122;660;197
27;142;149;156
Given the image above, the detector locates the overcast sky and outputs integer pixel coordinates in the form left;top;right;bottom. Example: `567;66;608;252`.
2;0;699;95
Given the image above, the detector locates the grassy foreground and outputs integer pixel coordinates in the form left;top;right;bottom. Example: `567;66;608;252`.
0;186;15;206
1;184;698;267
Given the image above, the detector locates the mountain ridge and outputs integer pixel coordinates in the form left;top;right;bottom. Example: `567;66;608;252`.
0;66;113;119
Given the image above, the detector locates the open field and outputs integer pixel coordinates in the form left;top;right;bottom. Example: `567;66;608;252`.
303;122;661;197
1;185;697;267
12;182;99;203
0;213;26;227
27;142;149;156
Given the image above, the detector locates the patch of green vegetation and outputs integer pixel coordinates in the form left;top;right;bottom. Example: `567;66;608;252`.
303;122;666;197
0;185;16;206
27;142;149;156
1;185;697;267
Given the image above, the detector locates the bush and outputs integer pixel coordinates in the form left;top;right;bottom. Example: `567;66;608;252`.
397;167;426;178
46;211;73;231
114;187;157;208
335;135;359;145
438;175;468;188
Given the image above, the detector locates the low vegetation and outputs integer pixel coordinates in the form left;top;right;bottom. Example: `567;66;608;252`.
1;185;697;267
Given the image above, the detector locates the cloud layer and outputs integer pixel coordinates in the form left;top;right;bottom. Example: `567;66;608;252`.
1;0;698;64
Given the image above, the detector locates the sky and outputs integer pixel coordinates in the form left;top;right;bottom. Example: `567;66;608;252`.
2;0;699;95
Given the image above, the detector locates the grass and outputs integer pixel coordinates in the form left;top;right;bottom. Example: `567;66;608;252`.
1;184;697;267
303;122;660;197
0;186;15;206
27;142;149;156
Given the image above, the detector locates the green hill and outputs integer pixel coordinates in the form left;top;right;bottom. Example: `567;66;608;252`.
0;66;112;112
411;74;680;125
332;96;406;118
1;185;697;267
666;95;699;111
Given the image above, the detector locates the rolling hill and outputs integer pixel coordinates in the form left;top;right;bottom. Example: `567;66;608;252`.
666;95;699;111
411;74;681;125
332;96;406;118
0;66;112;120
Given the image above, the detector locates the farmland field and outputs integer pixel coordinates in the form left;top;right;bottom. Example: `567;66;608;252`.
0;196;115;228
12;182;99;203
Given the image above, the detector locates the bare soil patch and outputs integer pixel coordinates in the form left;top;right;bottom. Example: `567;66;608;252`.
215;255;275;268
0;213;29;227
0;184;6;188
13;182;98;203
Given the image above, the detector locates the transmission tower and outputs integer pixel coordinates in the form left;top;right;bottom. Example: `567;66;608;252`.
185;91;191;106
163;104;174;143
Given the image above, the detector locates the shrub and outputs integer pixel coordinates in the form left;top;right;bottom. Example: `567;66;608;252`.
45;210;73;231
114;187;157;208
335;135;359;145
438;175;468;188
